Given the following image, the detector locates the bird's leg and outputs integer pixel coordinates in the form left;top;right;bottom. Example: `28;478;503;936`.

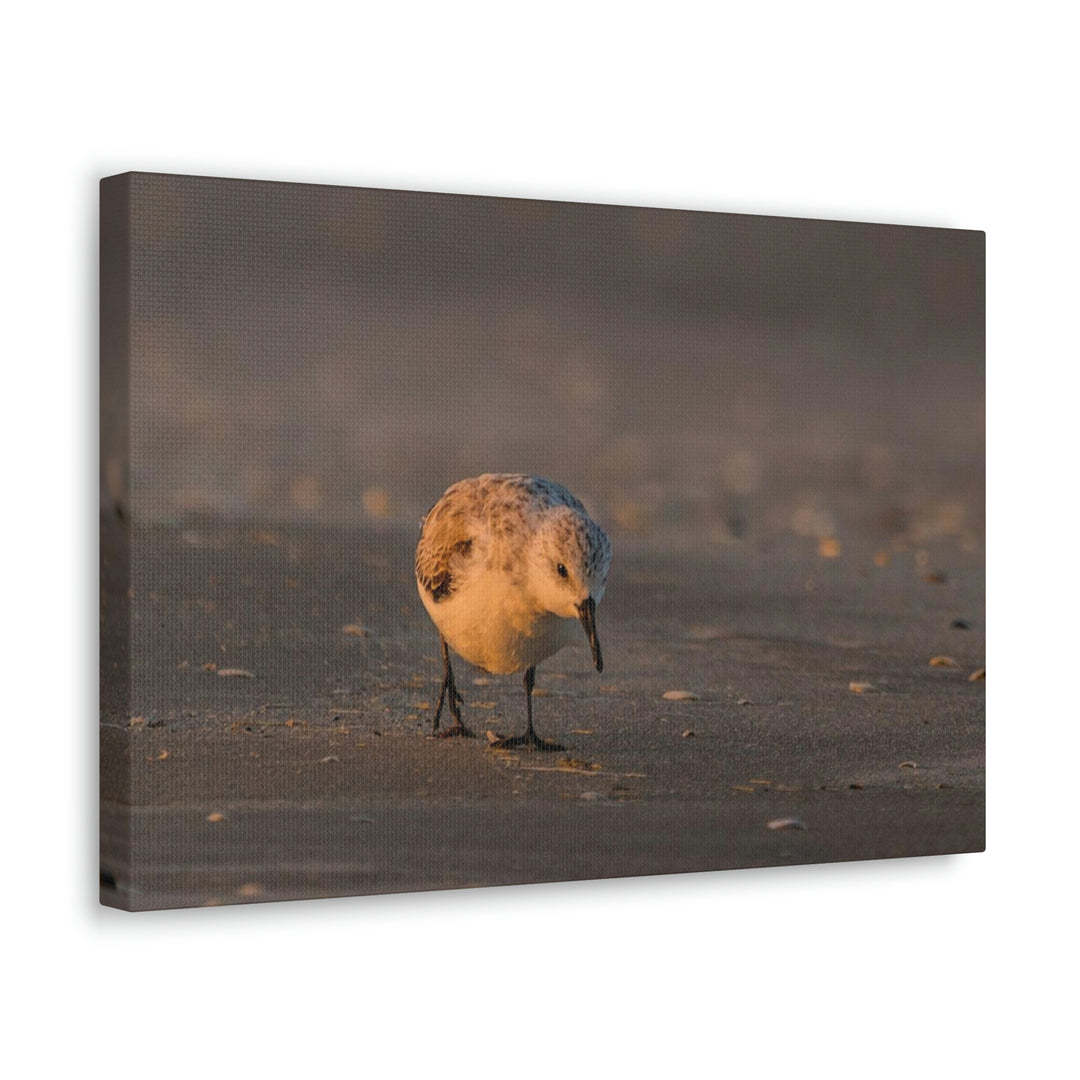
490;666;565;751
523;665;538;742
432;636;473;738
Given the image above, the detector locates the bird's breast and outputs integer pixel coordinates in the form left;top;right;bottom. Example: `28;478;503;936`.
420;573;577;674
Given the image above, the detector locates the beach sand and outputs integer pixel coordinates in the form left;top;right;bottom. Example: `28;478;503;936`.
100;521;984;911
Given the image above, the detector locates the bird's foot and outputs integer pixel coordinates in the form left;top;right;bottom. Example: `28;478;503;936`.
488;731;565;752
432;722;475;739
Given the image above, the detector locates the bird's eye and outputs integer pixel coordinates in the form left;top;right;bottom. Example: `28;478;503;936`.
557;563;568;579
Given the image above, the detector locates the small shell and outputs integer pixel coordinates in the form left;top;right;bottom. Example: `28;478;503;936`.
663;690;698;701
766;818;807;831
341;623;370;637
206;812;225;823
849;681;876;693
968;668;986;682
929;656;958;668
217;668;255;678
681;729;696;738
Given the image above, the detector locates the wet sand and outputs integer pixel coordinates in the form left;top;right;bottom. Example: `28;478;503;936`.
101;521;984;911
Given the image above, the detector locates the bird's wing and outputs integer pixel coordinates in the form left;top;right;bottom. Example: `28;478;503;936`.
415;497;475;603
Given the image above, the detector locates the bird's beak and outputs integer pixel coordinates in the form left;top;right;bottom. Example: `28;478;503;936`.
577;596;603;673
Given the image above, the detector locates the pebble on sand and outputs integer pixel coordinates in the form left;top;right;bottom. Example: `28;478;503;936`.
766;818;807;831
663;690;698;701
849;681;877;693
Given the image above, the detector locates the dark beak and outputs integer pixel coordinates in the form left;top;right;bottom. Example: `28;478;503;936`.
577;596;603;673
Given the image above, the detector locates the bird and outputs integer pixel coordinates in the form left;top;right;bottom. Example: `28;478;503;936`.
415;474;612;750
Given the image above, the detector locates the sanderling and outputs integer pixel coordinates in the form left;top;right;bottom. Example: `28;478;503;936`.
415;473;612;750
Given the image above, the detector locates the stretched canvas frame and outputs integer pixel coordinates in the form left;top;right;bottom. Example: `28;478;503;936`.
100;173;985;911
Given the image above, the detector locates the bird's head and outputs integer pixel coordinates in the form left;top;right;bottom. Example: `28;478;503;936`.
529;506;611;671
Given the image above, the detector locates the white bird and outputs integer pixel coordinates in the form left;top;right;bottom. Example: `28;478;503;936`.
415;474;612;750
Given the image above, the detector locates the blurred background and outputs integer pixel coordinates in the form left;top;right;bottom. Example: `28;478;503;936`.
119;172;983;549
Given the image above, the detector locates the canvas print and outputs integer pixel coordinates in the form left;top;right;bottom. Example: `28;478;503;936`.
100;173;985;911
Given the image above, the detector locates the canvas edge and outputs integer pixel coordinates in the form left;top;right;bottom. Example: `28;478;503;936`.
99;173;135;911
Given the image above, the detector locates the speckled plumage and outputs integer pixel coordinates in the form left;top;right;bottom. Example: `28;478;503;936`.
416;473;611;673
415;474;611;746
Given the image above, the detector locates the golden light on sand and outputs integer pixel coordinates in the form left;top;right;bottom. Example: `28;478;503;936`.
936;502;965;535
362;485;391;519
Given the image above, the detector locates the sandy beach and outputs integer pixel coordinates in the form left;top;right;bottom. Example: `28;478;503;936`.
100;519;984;911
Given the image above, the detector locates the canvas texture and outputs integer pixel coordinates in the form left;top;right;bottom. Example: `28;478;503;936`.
100;173;985;911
